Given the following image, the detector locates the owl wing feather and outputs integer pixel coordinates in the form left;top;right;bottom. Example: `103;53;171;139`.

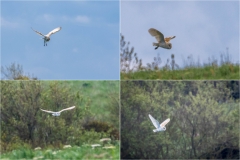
59;106;75;113
160;118;170;128
149;114;160;129
31;28;45;37
40;109;55;113
46;27;61;37
164;36;176;43
148;28;165;43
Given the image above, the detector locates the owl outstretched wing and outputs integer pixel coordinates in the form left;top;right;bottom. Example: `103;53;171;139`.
148;28;165;43
31;28;45;37
59;106;75;113
149;114;160;129
160;118;170;128
164;36;176;43
40;109;55;114
46;27;61;37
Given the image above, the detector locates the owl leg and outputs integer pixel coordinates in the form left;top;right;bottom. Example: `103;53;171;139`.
153;43;159;50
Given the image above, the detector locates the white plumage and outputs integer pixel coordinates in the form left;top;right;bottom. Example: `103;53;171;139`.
149;114;170;132
148;28;175;50
31;27;61;46
40;106;75;116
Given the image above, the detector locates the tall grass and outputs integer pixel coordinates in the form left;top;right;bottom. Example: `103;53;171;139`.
121;52;239;80
121;64;239;80
120;35;239;79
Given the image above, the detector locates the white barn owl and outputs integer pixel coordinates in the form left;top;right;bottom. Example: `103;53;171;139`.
149;114;170;132
148;28;175;50
32;27;61;46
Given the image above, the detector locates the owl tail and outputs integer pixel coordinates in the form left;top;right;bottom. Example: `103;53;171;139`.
153;129;158;132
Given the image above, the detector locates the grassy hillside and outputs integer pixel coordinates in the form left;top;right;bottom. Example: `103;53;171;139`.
47;81;120;121
121;64;239;80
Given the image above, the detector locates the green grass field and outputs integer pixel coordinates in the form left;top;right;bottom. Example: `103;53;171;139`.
71;81;119;122
1;144;120;159
121;64;239;80
40;80;119;121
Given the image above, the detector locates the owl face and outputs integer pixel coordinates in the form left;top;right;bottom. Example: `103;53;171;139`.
167;43;172;49
52;112;60;116
45;37;50;41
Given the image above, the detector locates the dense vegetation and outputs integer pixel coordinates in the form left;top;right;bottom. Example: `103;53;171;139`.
121;81;239;159
0;80;120;159
120;35;239;80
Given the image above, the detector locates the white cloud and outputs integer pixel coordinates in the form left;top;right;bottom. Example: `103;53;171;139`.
75;15;90;23
62;15;90;24
35;14;90;24
1;17;19;28
34;14;55;24
43;14;54;22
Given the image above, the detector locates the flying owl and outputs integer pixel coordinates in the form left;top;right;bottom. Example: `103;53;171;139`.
31;27;61;46
149;114;170;132
40;106;75;116
148;28;175;50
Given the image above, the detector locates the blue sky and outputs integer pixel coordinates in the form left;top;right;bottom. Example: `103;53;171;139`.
1;1;119;80
121;1;239;68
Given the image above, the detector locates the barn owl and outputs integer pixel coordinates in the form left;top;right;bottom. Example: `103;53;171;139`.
40;106;75;116
149;114;170;132
148;28;175;50
31;27;61;46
